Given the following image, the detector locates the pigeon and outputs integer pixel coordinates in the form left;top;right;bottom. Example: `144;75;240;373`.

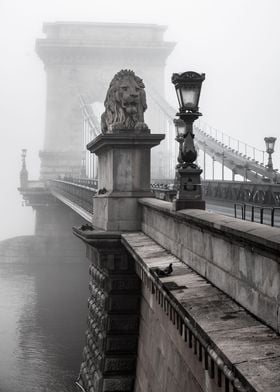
79;223;94;231
152;263;173;277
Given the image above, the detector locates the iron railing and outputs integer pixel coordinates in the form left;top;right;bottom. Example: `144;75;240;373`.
151;180;280;207
61;177;98;189
234;203;280;227
203;180;280;207
49;179;280;227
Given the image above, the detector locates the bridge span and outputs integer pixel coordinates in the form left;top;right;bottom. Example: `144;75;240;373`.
18;21;280;392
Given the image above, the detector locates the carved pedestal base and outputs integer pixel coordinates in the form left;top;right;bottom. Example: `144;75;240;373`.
74;229;141;392
173;167;205;211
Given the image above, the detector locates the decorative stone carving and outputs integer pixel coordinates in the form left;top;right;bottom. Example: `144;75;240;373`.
101;69;148;133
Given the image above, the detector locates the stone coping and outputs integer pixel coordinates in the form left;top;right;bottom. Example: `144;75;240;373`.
139;198;280;258
87;133;165;154
122;231;280;392
52;191;92;223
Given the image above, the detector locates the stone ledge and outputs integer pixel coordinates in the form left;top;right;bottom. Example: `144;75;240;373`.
138;198;280;258
122;231;280;392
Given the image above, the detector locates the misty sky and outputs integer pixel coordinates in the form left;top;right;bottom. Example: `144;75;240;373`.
0;0;280;240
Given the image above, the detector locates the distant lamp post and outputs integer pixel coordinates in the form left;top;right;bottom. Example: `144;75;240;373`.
264;137;276;170
80;151;87;178
20;149;28;188
171;71;205;210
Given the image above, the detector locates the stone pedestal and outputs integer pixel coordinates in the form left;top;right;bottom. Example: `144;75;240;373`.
87;131;165;231
173;167;205;211
73;229;141;392
74;129;164;391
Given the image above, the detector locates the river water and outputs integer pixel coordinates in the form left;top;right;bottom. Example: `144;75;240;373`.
0;235;89;392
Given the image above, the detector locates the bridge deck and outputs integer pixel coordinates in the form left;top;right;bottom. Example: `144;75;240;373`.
122;232;280;392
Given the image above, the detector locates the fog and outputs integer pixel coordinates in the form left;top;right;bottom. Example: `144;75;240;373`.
1;0;280;240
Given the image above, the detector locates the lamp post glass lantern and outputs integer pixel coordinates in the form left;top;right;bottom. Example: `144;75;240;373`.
171;71;205;211
174;118;186;137
174;118;186;167
172;71;205;113
264;137;276;170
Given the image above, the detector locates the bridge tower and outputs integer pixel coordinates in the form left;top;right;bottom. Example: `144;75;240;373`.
36;22;175;180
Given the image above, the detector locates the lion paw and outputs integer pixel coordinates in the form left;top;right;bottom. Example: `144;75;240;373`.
110;122;124;132
135;122;149;130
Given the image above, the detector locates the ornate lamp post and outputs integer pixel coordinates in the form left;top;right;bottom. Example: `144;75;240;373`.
20;149;28;188
172;71;205;210
264;137;276;170
80;151;87;178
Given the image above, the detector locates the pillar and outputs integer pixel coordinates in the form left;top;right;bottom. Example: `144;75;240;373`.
74;126;165;391
74;231;141;392
87;131;165;231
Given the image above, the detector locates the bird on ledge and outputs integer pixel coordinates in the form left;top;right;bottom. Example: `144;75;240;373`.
151;263;173;277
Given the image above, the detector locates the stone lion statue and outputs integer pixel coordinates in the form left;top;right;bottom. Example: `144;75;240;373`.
101;70;148;133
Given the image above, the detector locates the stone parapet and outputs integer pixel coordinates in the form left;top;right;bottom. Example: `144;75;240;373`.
138;197;280;333
122;231;280;392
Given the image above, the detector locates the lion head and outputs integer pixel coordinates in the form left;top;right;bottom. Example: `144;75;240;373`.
101;70;148;133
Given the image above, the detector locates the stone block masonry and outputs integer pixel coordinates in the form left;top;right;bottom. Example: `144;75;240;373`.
74;230;141;392
122;231;280;392
139;198;280;333
73;208;280;392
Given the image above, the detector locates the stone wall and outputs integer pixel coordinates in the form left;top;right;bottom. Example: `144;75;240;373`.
139;198;280;333
134;281;218;392
73;231;142;392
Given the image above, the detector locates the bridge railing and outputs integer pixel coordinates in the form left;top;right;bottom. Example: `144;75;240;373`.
234;203;280;227
52;177;280;207
60;177;98;189
48;179;97;214
198;119;266;164
203;180;280;206
151;180;280;207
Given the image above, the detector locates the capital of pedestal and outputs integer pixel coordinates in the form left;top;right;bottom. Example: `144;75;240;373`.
88;131;165;231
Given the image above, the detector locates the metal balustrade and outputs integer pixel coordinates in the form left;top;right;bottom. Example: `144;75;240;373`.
234;203;280;227
48;177;280;228
151;180;280;207
203;180;280;206
60;177;98;189
51;178;280;210
198;119;266;164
